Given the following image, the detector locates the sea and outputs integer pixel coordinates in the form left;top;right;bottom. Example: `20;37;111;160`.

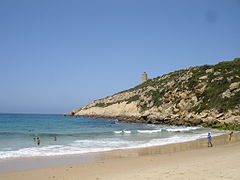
0;113;226;159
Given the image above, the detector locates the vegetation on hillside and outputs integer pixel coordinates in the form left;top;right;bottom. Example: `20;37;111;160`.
93;58;240;114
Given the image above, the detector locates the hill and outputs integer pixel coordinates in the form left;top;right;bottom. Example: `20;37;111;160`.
69;58;240;130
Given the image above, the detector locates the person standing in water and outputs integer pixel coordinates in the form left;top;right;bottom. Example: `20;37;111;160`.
36;137;41;146
207;132;213;147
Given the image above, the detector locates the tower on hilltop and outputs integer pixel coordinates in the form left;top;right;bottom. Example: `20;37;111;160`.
142;72;148;83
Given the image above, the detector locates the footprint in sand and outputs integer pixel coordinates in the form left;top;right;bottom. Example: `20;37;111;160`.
48;175;56;179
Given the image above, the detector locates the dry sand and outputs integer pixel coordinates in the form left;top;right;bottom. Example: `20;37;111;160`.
1;133;240;180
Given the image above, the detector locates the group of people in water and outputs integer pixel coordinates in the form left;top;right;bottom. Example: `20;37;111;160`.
33;136;57;146
207;131;234;147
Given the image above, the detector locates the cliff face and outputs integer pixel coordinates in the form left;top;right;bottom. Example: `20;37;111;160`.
72;58;240;127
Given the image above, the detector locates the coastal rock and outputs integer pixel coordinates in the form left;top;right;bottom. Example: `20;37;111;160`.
214;71;221;76
222;89;232;98
229;82;240;91
206;69;213;73
190;118;203;125
199;75;208;80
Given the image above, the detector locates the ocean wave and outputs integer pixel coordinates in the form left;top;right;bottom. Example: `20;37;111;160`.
136;127;201;134
165;126;201;132
0;126;202;138
0;132;26;136
0;115;226;160
0;131;114;138
114;130;132;134
114;131;122;134
0;132;225;159
137;129;162;134
0;139;139;159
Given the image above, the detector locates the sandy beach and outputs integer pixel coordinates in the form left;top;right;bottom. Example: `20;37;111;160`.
1;132;240;180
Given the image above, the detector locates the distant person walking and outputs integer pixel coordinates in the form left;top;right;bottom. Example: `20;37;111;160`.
54;136;57;141
207;132;213;147
36;137;41;146
229;131;233;141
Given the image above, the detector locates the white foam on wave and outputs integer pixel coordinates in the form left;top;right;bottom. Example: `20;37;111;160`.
0;136;197;159
136;126;201;134
0;130;225;159
166;126;201;132
0;144;112;159
137;129;162;134
0;138;140;159
114;130;131;134
114;131;122;134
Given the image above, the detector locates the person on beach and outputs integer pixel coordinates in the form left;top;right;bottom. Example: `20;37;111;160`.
229;131;233;141
208;132;212;147
54;136;57;141
36;137;41;146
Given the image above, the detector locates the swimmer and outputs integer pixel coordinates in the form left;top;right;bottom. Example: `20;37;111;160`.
36;137;41;146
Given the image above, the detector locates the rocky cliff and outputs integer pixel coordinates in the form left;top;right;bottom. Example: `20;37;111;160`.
70;58;240;129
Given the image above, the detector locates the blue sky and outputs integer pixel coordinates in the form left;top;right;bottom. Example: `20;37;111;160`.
0;0;239;114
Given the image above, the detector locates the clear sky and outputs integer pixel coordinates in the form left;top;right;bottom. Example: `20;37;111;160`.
0;0;239;114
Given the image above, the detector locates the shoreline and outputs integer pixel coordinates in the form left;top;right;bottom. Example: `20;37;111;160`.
0;127;211;163
100;132;238;159
65;114;240;131
1;132;240;180
0;132;239;174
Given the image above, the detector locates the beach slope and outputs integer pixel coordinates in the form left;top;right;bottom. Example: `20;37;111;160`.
1;133;240;180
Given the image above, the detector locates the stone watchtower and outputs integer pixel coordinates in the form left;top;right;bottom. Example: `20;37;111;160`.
142;72;148;83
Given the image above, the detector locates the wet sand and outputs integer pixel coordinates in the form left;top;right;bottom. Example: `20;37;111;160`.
0;132;240;180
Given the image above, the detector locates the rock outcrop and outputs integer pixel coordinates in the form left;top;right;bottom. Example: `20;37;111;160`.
69;58;240;127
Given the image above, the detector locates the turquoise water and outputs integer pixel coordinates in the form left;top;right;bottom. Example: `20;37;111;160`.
0;114;225;159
